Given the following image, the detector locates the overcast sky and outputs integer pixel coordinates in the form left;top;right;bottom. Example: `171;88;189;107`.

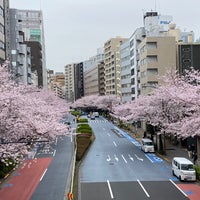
10;0;200;72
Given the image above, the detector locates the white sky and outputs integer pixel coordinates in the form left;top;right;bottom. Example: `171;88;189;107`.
10;0;200;72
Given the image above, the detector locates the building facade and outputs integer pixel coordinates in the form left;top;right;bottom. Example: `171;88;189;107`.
0;0;6;63
178;44;200;73
24;41;43;86
120;40;131;102
17;9;47;88
138;36;177;95
9;9;32;85
130;27;146;100
104;37;128;97
65;63;76;103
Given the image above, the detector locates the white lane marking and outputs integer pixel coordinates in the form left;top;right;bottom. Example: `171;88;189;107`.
107;180;114;199
135;154;143;161
107;155;111;162
121;154;127;163
137;179;150;198
113;141;117;147
53;149;56;157
107;133;111;136
169;179;188;197
40;169;47;181
128;154;134;161
114;154;119;162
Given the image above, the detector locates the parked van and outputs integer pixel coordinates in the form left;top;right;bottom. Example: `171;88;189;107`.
93;112;99;117
172;157;196;181
141;138;155;153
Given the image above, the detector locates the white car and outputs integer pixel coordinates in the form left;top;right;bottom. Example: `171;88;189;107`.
141;138;155;153
172;157;196;181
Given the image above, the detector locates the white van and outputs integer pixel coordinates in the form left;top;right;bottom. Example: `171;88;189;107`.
141;138;155;153
93;112;99;117
172;157;196;181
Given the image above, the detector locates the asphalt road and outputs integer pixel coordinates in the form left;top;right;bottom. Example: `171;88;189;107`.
31;135;74;200
79;117;190;200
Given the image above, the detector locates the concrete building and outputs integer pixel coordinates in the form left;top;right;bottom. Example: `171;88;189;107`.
17;9;47;88
24;41;43;87
74;62;84;101
83;48;105;96
53;72;65;98
129;27;146;100
65;63;76;103
178;44;200;73
0;1;6;63
138;36;177;95
4;0;11;61
83;47;104;72
104;37;128;97
120;40;131;102
144;12;173;37
84;61;104;96
9;9;32;85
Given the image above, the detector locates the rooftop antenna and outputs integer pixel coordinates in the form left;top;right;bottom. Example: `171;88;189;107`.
40;0;42;11
155;0;157;12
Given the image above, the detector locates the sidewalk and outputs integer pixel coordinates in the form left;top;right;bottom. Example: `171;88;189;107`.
159;139;190;163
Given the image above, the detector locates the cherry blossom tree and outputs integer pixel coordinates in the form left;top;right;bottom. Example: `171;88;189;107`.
112;69;200;138
71;94;120;111
0;62;69;162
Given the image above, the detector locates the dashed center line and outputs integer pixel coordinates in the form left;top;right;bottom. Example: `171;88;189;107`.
113;141;117;147
107;180;114;199
121;154;127;163
137;179;150;198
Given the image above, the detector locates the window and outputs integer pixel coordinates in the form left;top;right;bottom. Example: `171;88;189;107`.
147;56;157;63
147;42;157;49
147;68;158;75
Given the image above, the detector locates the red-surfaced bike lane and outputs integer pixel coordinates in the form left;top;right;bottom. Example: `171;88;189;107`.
0;157;52;200
178;183;200;200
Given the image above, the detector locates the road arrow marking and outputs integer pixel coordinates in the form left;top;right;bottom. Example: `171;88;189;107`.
121;154;127;163
114;154;119;162
135;154;143;161
107;155;111;162
128;154;134;161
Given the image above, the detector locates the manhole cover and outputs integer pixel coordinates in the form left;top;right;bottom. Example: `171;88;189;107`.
109;162;114;165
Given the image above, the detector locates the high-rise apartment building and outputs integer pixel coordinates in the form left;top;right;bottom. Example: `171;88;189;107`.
65;63;75;103
104;37;128;97
120;40;131;102
65;62;84;102
130;27;146;100
83;48;105;96
74;62;84;100
9;9;32;85
138;36;177;95
4;0;11;61
0;0;6;63
178;44;200;73
17;9;47;88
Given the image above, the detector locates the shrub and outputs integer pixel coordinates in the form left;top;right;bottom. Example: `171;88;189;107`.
194;165;200;180
77;118;88;123
75;123;94;161
71;110;81;116
0;159;16;179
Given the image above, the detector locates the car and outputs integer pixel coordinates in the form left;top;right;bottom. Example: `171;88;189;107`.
93;112;99;117
172;157;196;181
141;138;155;153
90;115;95;120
